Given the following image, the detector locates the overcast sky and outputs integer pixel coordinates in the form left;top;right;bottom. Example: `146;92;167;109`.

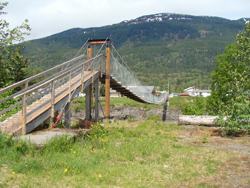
2;0;250;41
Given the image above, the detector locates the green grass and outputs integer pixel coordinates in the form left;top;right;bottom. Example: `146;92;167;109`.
72;96;194;114
71;97;163;112
169;96;193;110
0;120;230;187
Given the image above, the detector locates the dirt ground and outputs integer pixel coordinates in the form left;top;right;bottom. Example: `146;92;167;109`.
174;125;250;187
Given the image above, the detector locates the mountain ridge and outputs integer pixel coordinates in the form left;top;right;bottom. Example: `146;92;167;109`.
22;13;248;92
47;13;250;39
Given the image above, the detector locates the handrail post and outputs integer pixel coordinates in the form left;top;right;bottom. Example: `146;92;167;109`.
51;80;55;118
60;66;63;83
81;64;85;92
69;71;71;102
100;59;103;77
22;80;28;135
22;94;26;135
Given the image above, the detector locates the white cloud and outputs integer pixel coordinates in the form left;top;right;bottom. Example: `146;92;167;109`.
2;0;250;41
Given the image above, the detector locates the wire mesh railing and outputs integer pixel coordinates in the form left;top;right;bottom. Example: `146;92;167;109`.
109;53;167;104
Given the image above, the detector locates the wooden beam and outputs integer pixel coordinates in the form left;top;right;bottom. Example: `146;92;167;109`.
105;40;111;121
91;41;106;44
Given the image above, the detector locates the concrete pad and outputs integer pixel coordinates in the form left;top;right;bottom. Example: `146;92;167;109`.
19;128;90;146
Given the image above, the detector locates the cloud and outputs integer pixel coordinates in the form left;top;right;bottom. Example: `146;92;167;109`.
2;0;250;41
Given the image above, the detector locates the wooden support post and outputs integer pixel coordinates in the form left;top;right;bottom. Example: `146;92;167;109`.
51;80;55;118
65;102;71;128
85;86;91;120
95;78;99;123
105;39;111;121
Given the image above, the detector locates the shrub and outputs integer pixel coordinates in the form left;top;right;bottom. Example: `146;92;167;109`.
182;97;206;115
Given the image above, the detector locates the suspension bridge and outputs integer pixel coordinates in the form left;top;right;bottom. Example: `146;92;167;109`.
0;38;168;135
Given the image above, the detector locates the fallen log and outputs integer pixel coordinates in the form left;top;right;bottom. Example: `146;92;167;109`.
178;115;219;126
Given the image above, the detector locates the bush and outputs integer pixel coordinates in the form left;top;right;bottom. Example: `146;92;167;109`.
182;97;206;115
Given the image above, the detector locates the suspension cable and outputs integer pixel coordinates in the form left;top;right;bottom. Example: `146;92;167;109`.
111;44;152;93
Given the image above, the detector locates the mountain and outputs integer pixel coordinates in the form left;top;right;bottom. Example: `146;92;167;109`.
22;13;249;92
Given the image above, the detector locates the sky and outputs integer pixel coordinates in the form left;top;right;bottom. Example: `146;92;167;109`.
2;0;250;41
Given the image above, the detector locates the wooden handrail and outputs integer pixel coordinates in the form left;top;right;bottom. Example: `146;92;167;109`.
13;54;104;98
0;54;89;95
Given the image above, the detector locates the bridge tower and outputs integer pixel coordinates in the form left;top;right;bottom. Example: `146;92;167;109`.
86;38;111;122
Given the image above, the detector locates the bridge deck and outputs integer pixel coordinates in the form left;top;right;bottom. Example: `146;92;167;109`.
100;74;151;104
0;71;99;135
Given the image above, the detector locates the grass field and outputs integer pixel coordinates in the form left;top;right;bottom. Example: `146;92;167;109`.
1;117;242;188
71;96;192;113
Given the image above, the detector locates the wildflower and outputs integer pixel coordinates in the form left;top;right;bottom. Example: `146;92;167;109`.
25;165;27;167
126;145;127;147
104;148;106;150
65;169;68;172
12;172;15;174
124;154;126;155
94;151;95;153
70;149;73;150
99;174;102;178
74;151;76;154
62;161;64;163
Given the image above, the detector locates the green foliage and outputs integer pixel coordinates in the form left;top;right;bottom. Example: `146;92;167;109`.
146;114;161;121
86;122;108;140
168;96;192;109
127;115;135;123
38;135;75;155
210;22;250;131
0;3;31;88
182;97;206;115
0;132;35;162
202;135;209;143
0;89;21;121
100;84;105;96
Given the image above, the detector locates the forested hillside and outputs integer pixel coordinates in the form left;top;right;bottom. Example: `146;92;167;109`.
21;13;249;92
